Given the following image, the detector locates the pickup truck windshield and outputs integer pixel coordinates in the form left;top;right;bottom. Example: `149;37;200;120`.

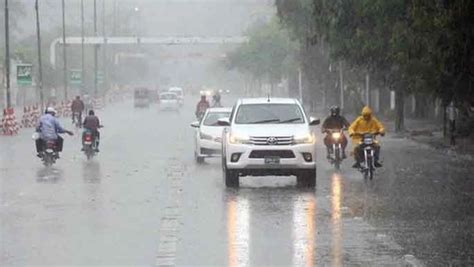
235;104;305;124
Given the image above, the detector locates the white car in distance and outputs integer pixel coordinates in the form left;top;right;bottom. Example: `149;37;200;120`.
191;107;232;164
158;92;180;111
219;98;320;188
168;87;184;106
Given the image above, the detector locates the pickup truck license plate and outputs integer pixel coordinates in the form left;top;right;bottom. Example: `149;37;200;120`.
264;156;280;165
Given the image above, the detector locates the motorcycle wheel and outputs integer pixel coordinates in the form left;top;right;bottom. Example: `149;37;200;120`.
43;155;53;167
334;148;341;170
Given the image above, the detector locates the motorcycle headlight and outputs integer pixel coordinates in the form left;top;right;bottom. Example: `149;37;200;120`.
293;133;315;144
200;132;214;140
229;133;251;144
332;132;341;140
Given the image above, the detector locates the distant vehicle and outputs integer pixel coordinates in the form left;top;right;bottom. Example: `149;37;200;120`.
168;87;184;106
190;107;232;164
220;98;320;188
134;87;151;108
158;92;180;111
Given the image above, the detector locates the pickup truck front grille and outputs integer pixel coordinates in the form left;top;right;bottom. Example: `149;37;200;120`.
249;150;295;158
250;136;293;146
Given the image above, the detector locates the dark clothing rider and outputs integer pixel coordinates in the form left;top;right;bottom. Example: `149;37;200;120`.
71;96;85;125
321;106;350;159
82;110;101;152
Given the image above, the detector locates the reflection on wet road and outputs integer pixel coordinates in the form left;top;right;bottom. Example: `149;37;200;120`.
227;192;250;267
292;193;316;267
2;97;473;266
331;174;342;267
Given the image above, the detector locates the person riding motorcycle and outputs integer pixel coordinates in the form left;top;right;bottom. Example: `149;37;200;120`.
82;110;101;152
348;106;385;168
35;107;73;158
212;91;222;107
321;106;350;159
195;95;210;119
71;96;85;126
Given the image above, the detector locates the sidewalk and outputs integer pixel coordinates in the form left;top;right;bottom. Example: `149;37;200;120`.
385;118;474;158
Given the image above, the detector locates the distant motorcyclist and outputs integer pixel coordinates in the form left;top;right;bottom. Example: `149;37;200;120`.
348;106;385;168
195;95;210;119
212;91;222;107
82;110;101;152
35;107;73;158
321;106;350;159
71;96;85;126
83;94;94;114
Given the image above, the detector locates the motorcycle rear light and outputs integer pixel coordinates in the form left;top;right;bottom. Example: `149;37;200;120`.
302;152;313;162
231;153;242;163
85;136;92;141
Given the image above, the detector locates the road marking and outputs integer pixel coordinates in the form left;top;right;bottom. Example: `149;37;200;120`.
156;130;186;267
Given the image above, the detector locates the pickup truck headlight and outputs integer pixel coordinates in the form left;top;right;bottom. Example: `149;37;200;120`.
229;133;251;144
293;133;315;144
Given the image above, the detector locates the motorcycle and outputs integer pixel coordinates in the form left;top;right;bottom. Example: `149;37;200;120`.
42;140;58;166
326;129;345;170
357;133;379;180
82;129;101;160
33;133;59;167
72;112;82;128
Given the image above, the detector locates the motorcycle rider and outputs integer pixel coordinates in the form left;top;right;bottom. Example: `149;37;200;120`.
212;91;222;107
82;110;101;152
348;106;385;168
321;106;350;159
195;95;210;119
35;107;74;158
71;96;85;126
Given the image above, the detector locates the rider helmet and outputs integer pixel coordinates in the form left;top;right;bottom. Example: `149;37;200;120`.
46;107;57;115
330;106;340;116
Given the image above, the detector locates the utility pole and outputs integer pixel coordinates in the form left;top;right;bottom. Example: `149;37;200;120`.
35;0;44;110
4;0;11;108
81;0;85;94
61;0;68;100
94;0;98;97
298;67;303;104
102;0;107;92
339;61;344;110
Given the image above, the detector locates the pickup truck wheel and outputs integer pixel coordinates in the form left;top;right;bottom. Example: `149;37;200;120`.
223;164;239;188
297;169;316;188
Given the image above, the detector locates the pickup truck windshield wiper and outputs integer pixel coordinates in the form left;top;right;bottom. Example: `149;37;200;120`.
279;118;302;123
247;119;281;124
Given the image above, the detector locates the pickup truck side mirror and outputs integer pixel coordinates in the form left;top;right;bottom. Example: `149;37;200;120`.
190;121;200;128
309;117;320;126
217;118;230;126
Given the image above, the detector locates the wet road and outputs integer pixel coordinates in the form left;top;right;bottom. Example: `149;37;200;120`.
1;97;473;266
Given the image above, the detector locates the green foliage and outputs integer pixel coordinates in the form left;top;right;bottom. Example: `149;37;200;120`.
276;0;473;104
224;17;297;84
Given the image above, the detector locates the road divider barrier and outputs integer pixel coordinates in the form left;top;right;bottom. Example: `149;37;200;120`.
21;105;41;128
1;108;19;135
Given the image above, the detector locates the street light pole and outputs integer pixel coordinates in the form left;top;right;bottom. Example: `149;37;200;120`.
61;0;68;100
35;0;44;110
102;0;107;92
4;0;11;108
81;0;85;94
94;0;98;97
339;61;344;110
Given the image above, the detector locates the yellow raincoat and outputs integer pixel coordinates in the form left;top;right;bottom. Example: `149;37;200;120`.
348;106;385;145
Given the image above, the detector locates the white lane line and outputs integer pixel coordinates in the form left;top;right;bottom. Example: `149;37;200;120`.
156;160;185;267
